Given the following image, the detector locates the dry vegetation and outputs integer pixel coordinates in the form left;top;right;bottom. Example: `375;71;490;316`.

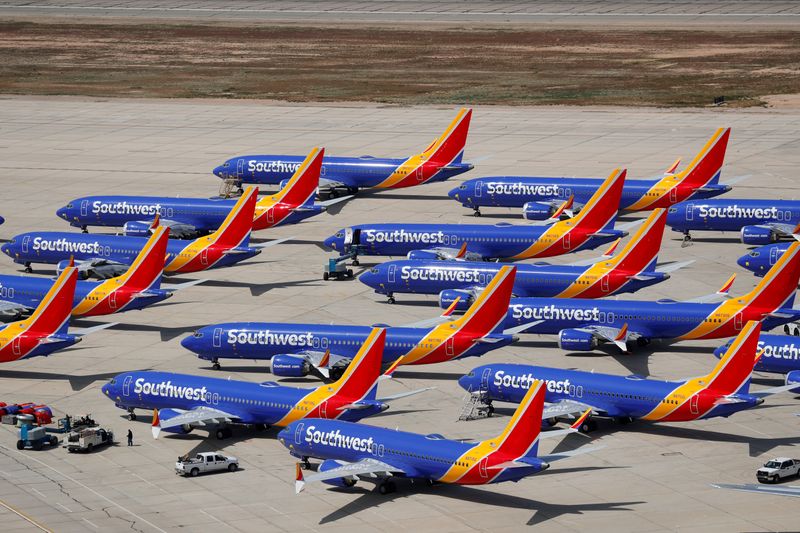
1;21;799;106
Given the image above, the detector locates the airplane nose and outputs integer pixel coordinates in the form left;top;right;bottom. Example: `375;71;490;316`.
180;334;201;353
101;383;110;396
736;254;749;270
457;374;472;391
447;187;460;201
357;269;379;288
0;243;10;256
56;207;68;220
213;165;225;178
323;236;337;251
277;427;291;442
665;208;682;227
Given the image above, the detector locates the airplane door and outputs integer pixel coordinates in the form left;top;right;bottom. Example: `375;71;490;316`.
690;394;699;415
12;337;21;357
601;275;609;293
563;233;571;250
446;337;455;357
80;200;89;217
236;159;244;177
212;328;222;347
22;236;29;254
685;203;694;221
344;228;353;245
122;375;132;397
734;312;743;331
770;246;779;265
480;367;491;391
479;457;488;478
320;402;328;418
416;166;425;181
267;208;274;224
475;181;482;198
109;291;117;309
201;249;209;266
294;422;304;445
388;265;396;283
669;187;677;203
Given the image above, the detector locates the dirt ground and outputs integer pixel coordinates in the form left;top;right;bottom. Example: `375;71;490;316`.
1;20;799;107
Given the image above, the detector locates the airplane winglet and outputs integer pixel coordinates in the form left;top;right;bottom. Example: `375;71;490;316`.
718;274;736;296
441;297;461;317
68;255;75;268
613;323;629;352
151;409;161;439
793;222;800;240
602;238;621;258
550;194;574;220
319;349;331;369
295;463;306;494
666;157;681;175
455;242;468;259
570;409;592;430
149;214;160;231
382;356;404;378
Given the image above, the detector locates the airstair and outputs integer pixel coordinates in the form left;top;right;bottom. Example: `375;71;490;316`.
457;386;492;421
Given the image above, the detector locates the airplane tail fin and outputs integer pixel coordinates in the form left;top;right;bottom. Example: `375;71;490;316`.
453;266;516;335
482;379;546;460
207;186;258;248
702;320;761;396
740;241;800;310
267;147;323;209
603;208;667;274
329;328;385;402
113;226;169;291
421;108;472;166
23;266;78;336
672;128;730;188
567;168;626;233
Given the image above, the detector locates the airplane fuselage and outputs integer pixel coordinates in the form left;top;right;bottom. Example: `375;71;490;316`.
714;334;800;374
667;199;800;233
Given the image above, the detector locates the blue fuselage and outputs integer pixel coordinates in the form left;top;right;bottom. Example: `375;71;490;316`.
667;199;800;233
358;259;665;298
459;364;757;420
0;232;258;270
101;371;383;425
738;243;791;277
448;177;729;210
714;334;800;375
214;155;472;189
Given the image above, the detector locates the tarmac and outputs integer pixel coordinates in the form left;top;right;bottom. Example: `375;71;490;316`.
0;97;798;531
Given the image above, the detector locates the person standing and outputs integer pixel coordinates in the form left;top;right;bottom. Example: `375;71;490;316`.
127;429;133;446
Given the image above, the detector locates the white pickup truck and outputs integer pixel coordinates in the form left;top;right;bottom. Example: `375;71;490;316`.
175;452;239;477
756;458;800;483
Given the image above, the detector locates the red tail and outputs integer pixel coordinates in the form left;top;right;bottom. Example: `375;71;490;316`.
25;267;78;335
272;147;323;208
210;186;258;248
677;127;730;189
702;320;761;395
117;226;168;291
489;379;545;459
456;266;516;335
424;108;472;166
742;241;800;311
570;168;626;233
329;328;385;401
605;208;666;273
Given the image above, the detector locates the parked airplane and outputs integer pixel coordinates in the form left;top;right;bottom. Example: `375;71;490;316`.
281;379;597;494
715;333;800;376
666;199;800;244
448;128;730;218
101;328;426;439
500;242;800;352
737;242;794;277
324;168;627;262
1;188;282;277
213;109;473;194
0;266;112;363
0;227;186;319
459;321;794;430
56;148;345;238
359;209;687;304
181;266;517;374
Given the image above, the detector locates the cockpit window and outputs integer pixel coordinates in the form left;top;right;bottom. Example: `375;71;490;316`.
224;162;230;168
67;204;73;209
110;379;116;385
468;371;475;377
668;208;677;213
193;331;203;338
370;268;379;274
459;184;467;190
335;232;343;238
749;251;760;257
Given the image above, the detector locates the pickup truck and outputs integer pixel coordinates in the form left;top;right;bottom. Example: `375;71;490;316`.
175;452;239;477
757;458;800;483
66;428;114;453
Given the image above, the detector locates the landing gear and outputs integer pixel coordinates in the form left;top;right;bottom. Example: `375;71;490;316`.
681;231;692;247
378;480;396;495
785;324;800;336
128;409;137;421
473;208;481;217
636;337;651;347
212;360;221;371
215;427;233;440
387;295;395;304
300;457;311;470
352;259;360;267
486;403;495;417
24;262;32;274
81;225;88;233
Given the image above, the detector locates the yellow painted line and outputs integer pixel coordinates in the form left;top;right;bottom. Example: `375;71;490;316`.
0;498;53;532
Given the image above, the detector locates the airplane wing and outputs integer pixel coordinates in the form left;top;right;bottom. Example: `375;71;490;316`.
296;458;407;493
711;483;800;498
0;299;33;319
566;239;621;266
250;237;294;250
313;195;354;209
749;383;800;398
543;400;600;420
503;320;544;335
581;323;643;352
337;386;436;410
684;273;735;304
654;260;694;275
762;222;800;241
153;219;198;239
152;406;240;438
400;297;463;329
318;177;353;190
75;258;130;279
540;445;606;463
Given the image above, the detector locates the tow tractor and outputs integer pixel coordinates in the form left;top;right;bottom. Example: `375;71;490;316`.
323;254;355;281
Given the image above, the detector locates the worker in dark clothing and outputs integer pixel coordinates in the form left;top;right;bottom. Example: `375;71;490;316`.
127;429;133;446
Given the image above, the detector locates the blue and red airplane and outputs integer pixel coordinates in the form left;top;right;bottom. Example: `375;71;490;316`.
358;209;688;305
213;109;473;194
180;266;517;374
281;379;597;494
459;321;794;431
56;147;346;238
324;168;627;262
448;128;730;218
500;242;800;352
101;328;427;439
0;266;112;363
715;333;800;379
1;188;285;277
666;198;800;244
0;227;193;319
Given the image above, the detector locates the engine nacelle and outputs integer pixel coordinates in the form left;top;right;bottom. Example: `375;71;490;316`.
270;354;311;377
56;259;90;279
319;459;357;488
558;329;599;351
158;408;193;434
522;201;556;221
438;289;473;311
122;220;152;237
740;225;777;245
786;370;800;394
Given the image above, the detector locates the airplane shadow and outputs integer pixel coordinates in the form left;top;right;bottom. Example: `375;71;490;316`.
318;479;643;526
107;323;207;342
392;370;468;381
176;277;322;297
672;236;740;245
463;213;522;220
357;191;448;201
265;239;329;251
0;369;129;391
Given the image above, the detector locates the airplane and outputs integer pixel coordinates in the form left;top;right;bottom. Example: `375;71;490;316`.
666;199;800;244
1;187;285;278
458;321;795;431
358;209;689;304
500;242;800;352
324;168;628;263
101;328;428;439
0;227;194;319
180;266;517;374
0;266;113;363
737;242;794;277
280;379;599;494
714;333;800;377
213;108;474;195
448;128;730;218
56;147;348;238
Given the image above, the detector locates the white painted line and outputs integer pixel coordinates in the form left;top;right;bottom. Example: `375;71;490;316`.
56;503;72;513
200;509;223;524
82;518;99;529
0;498;52;532
30;487;46;498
